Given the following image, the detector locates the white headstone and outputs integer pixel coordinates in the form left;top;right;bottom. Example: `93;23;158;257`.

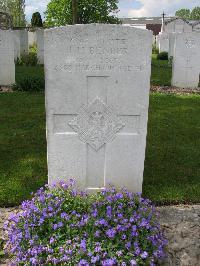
45;24;152;192
168;33;176;58
20;29;28;55
165;18;192;33
28;31;36;47
13;30;20;60
36;29;44;64
158;33;169;52
172;32;200;88
13;29;28;60
0;30;15;85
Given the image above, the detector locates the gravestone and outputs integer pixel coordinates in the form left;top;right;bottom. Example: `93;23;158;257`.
172;32;200;88
45;24;152;192
19;29;28;55
36;29;44;64
168;33;176;58
13;30;20;60
0;30;15;85
13;29;28;60
28;31;36;47
158;33;169;52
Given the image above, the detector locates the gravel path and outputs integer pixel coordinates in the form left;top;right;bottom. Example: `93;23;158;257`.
0;205;199;265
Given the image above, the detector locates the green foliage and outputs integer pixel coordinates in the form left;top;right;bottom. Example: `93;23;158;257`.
45;0;120;26
31;12;43;27
0;0;26;27
175;8;190;19
157;51;168;61
15;53;38;66
175;6;200;20
152;44;159;54
29;44;37;53
13;76;45;92
190;6;200;20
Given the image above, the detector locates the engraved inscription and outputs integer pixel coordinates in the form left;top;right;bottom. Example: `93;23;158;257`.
185;39;195;48
68;98;125;151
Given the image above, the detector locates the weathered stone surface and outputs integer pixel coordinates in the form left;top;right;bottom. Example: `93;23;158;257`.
36;29;44;64
168;33;176;58
172;32;200;88
157;205;200;266
13;29;28;60
0;30;15;85
164;18;193;34
45;24;152;192
28;31;36;47
158;33;169;52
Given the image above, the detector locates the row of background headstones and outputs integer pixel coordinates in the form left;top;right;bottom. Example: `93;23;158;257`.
156;28;200;88
13;29;44;64
0;27;200;88
0;29;44;86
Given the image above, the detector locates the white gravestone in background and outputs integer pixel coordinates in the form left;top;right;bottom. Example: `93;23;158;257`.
36;29;44;64
168;33;176;58
20;29;28;55
28;31;36;47
13;30;20;60
45;24;152;192
172;32;200;88
158;33;169;52
0;30;15;85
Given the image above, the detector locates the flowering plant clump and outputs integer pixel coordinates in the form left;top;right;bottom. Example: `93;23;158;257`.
5;180;167;265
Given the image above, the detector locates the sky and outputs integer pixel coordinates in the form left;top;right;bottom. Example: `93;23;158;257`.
25;0;200;21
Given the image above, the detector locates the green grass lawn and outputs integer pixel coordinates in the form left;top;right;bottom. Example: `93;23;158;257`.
0;92;199;206
15;65;44;83
151;54;172;86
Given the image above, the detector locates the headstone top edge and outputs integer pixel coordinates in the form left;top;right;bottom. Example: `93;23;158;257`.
44;23;152;36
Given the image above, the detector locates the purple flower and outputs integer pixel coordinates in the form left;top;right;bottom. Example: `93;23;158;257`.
106;206;112;218
91;256;99;263
78;259;89;266
106;229;116;238
141;251;148;259
80;239;86;251
130;259;137;265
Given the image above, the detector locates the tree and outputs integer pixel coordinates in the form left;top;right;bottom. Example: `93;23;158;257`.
45;0;120;27
0;0;26;27
190;6;200;20
175;8;190;19
31;12;43;27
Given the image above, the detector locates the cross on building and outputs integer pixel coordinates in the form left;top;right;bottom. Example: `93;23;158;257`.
161;11;166;32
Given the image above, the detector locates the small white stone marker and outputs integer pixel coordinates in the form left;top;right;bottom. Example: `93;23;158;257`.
0;30;15;85
36;29;44;64
172;32;200;88
45;24;152;192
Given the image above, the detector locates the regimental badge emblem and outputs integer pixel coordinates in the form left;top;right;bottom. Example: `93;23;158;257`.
68;97;125;151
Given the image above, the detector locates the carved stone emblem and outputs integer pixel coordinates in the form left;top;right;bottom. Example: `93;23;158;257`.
68;97;125;151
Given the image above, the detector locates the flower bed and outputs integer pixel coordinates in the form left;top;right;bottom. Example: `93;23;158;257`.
4;180;167;265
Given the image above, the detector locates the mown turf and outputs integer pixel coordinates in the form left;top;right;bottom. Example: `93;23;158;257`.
0;92;199;206
0;93;47;206
143;93;200;204
151;54;172;86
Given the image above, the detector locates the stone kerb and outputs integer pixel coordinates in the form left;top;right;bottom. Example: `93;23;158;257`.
45;24;152;193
